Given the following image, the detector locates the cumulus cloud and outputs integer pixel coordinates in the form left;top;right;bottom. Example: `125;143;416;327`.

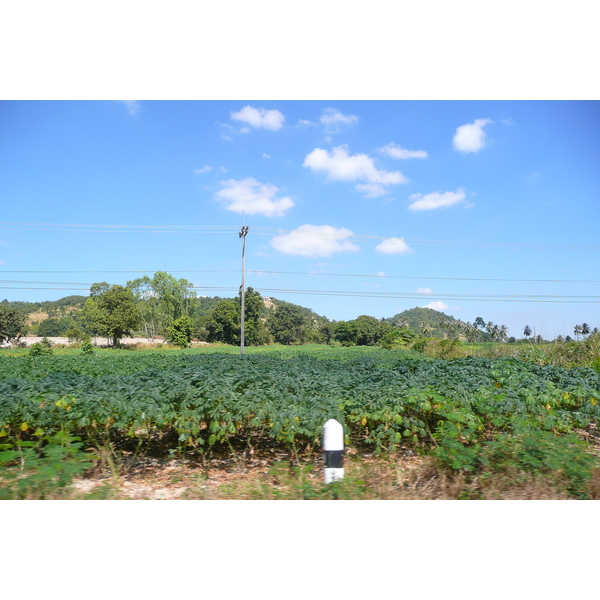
304;145;407;197
422;301;449;311
378;142;427;159
375;238;413;255
407;188;466;211
214;178;294;217
453;118;492;153
230;106;285;131
416;287;433;294
271;225;359;258
320;108;358;133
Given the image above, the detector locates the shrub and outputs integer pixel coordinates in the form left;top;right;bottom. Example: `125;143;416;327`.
81;340;95;355
65;328;90;344
166;316;194;348
29;339;53;356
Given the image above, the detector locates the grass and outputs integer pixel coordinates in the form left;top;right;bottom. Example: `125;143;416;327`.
12;450;597;500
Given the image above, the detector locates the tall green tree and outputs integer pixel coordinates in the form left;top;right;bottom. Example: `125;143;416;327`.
205;300;240;344
267;303;309;345
151;271;196;325
238;287;270;346
126;275;160;339
83;283;141;347
0;305;27;345
127;271;196;337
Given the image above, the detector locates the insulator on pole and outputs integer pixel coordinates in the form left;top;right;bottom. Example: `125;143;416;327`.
323;418;344;483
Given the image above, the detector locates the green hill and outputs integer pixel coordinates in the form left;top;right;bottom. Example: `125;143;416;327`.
263;296;329;327
385;307;459;337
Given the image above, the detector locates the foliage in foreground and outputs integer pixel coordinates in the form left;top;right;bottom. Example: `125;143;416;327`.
0;432;94;499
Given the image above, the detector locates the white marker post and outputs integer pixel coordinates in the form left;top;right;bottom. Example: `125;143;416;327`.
323;419;344;483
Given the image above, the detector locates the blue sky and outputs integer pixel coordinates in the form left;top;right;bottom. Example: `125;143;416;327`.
1;100;598;339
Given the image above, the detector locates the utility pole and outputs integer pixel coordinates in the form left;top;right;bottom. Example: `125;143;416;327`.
239;225;249;355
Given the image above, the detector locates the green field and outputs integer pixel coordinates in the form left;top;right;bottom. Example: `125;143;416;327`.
1;343;599;499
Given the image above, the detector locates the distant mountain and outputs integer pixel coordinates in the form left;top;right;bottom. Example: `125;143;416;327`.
385;307;459;337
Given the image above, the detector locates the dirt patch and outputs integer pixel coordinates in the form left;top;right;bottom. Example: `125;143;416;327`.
2;336;210;348
26;311;49;326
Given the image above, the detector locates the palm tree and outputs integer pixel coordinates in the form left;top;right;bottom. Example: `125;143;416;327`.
498;325;508;342
420;322;433;337
465;323;479;342
574;324;582;341
441;319;459;339
523;325;532;340
581;323;590;338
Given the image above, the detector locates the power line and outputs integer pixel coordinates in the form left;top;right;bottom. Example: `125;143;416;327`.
256;288;600;304
246;270;600;284
1;221;598;250
251;226;600;251
2;283;598;303
1;269;599;284
2;279;598;299
0;223;237;235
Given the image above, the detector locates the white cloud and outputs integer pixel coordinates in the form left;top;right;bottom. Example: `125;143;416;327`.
271;225;359;258
262;153;271;159
195;165;226;174
230;106;285;131
355;183;388;198
416;287;433;294
378;142;427;159
320;108;358;133
422;301;449;311
297;119;317;127
375;238;412;255
304;145;407;197
453;118;492;153
119;100;140;117
407;188;466;211
214;178;294;217
376;271;386;277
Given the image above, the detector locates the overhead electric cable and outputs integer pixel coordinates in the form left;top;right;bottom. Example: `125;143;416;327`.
250;226;600;250
1;269;598;284
2;282;598;303
1;221;597;250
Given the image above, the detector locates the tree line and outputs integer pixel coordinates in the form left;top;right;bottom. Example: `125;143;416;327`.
0;272;596;348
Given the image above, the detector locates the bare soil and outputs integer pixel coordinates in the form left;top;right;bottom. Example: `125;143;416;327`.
67;449;600;500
